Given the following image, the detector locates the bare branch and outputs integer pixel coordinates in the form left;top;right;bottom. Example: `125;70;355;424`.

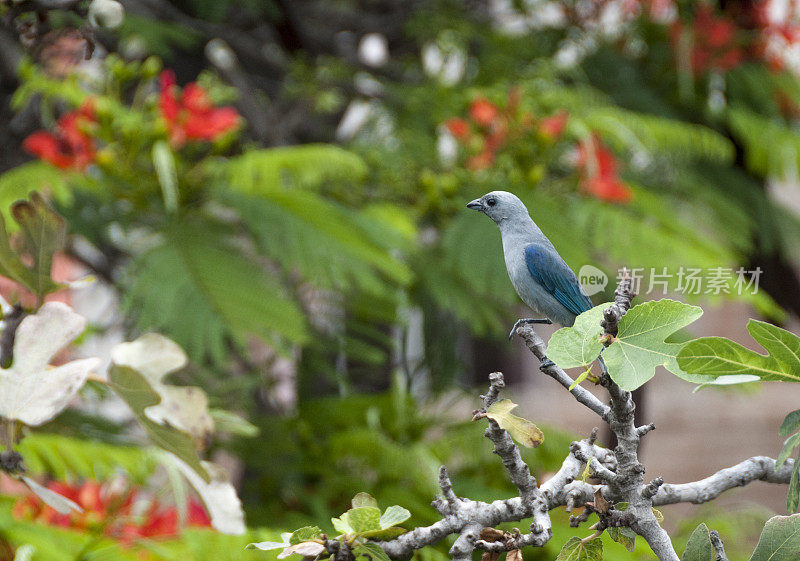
450;524;481;561
601;270;636;338
709;530;729;561
642;477;664;500
514;324;610;419
653;456;794;506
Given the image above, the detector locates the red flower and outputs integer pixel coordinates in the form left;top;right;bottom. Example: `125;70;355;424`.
159;70;241;147
469;97;500;127
539;110;569;140
465;150;494;171
583;175;634;203
23;101;96;170
444;118;470;140
136;502;179;538
575;135;633;203
13;479;211;543
669;4;744;75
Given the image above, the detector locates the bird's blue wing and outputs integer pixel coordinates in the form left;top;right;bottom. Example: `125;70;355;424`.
524;244;592;316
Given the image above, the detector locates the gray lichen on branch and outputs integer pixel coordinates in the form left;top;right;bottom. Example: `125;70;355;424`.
376;277;791;561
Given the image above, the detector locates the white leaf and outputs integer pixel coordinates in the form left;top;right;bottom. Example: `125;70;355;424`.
21;476;83;514
0;303;100;426
111;334;214;443
167;453;246;535
246;540;291;551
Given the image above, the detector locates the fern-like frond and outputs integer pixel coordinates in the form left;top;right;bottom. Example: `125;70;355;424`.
582;107;735;163
18;434;155;484
125;216;308;364
216;145;368;193
222;189;411;291
727;106;800;178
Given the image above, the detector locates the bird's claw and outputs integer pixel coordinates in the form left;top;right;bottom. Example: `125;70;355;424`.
508;318;553;340
540;358;555;370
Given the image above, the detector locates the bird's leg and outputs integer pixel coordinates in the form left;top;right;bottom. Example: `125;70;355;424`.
508;318;552;340
539;358;555;370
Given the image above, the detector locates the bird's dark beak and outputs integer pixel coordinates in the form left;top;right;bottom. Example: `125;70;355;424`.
466;199;484;211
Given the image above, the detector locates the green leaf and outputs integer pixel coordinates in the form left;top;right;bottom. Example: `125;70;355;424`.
332;515;353;536
353;543;391;561
109;364;209;482
781;410;800;436
347;507;382;534
361;527;407;540
682;523;714;561
546;303;611;370
208;408;259;437
603;299;703;390
749;514;800;561
677;320;800;383
290;526;323;545
352;492;378;509
0;212;37;292
778;433;800;468
152;141;179;213
485;399;544;448
379;505;411;529
9;193;66;298
569;367;593;391
555;536;603;561
222;145;368;192
608;526;636;552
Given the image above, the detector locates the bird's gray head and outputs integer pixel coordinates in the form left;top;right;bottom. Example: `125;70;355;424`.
466;191;530;225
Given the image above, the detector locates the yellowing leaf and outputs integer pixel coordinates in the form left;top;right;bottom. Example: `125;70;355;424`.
485;399;544;448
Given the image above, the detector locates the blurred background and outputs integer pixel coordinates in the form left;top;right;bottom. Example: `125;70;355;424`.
1;0;800;560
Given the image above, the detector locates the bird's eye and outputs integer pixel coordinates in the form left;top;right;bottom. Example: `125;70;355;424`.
486;198;497;207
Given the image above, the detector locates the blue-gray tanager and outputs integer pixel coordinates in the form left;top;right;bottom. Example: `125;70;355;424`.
466;190;593;340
